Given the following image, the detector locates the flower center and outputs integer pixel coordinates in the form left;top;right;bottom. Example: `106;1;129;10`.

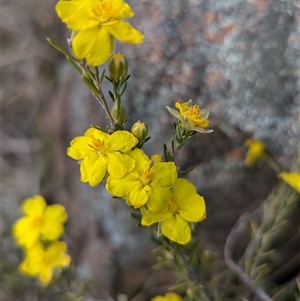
92;1;122;25
168;195;179;214
42;252;52;266
88;137;107;154
183;105;209;128
31;215;42;228
140;163;155;186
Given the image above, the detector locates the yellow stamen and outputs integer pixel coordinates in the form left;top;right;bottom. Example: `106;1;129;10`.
168;196;179;214
140;163;155;186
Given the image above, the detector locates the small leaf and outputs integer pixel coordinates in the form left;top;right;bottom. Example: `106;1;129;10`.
66;57;82;75
47;37;76;60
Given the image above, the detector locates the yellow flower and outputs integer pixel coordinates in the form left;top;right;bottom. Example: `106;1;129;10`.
151;292;183;301
166;99;212;133
106;148;177;211
19;241;71;285
278;172;300;193
55;0;145;66
67;128;138;186
244;138;267;166
12;195;67;248
141;178;206;245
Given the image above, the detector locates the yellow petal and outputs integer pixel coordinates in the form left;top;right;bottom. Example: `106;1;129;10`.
147;185;171;213
43;205;67;223
151;292;183;301
106;152;135;178
152;162;177;186
80;153;107;186
107;21;144;44
164;292;183;301
127;182;149;208
41;214;65;241
67;136;94;160
115;2;134;19
278;172;300;193
55;0;100;31
72;26;113;66
84;127;109;139
179;194;206;222
47;241;71;267
141;207;171;226
12;217;40;247
128;148;150;172
106;172;138;197
172;178;197;202
39;265;53;285
109;131;138;152
162;215;191;244
103;0;134;19
244;139;267;166
22;195;46;216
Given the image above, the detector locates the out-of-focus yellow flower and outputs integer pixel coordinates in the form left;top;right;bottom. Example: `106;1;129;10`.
278;172;300;193
151;292;183;301
67;128;138;186
106;148;177;211
12;195;67;248
151;154;162;163
55;0;144;66
19;241;71;285
166;99;212;133
244;138;267;166
141;178;206;245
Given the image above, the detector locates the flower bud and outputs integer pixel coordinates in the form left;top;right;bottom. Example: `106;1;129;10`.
108;53;128;80
151;154;162;163
111;103;126;124
131;121;148;142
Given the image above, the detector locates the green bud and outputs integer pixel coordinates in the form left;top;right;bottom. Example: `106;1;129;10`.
108;53;128;80
111;103;126;124
131;121;148;142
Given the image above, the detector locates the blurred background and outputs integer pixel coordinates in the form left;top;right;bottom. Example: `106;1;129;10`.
2;0;299;300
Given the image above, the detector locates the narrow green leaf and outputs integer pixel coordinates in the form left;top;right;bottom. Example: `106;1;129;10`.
108;90;115;102
100;69;106;84
66;57;82;75
120;82;127;96
46;37;75;60
81;76;101;96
